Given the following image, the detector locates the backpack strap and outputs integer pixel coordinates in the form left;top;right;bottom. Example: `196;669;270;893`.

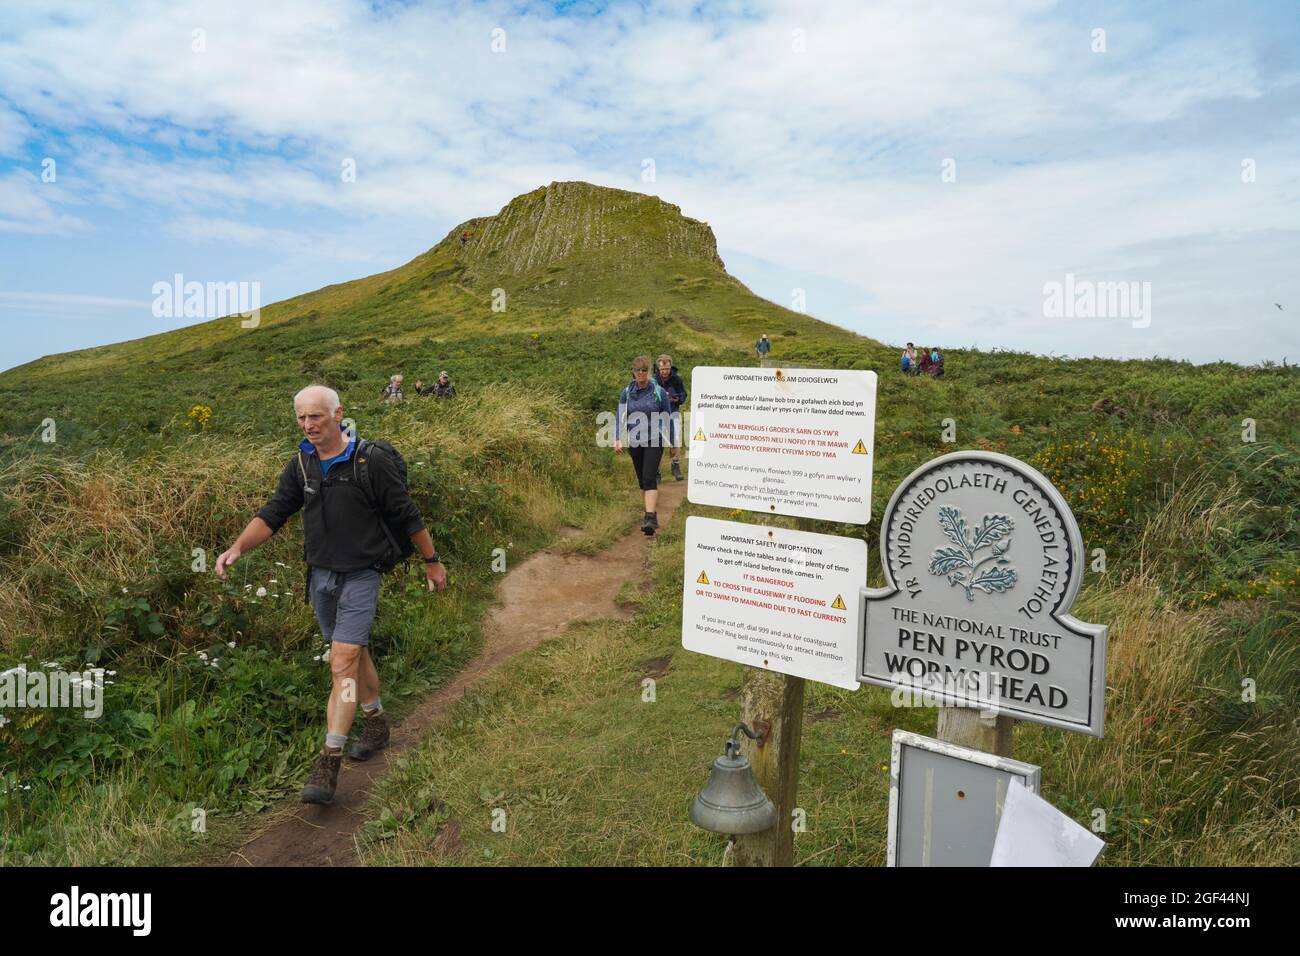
353;440;404;563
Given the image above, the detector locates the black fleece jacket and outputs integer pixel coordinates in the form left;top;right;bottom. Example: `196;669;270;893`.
255;439;425;572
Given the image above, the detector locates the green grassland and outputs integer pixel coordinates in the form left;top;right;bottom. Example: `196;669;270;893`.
0;182;1296;864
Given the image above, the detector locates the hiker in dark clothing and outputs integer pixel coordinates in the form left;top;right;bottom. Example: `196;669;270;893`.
918;349;933;375
416;370;457;399
927;347;945;378
655;353;687;481
214;384;447;806
614;355;674;535
755;334;772;363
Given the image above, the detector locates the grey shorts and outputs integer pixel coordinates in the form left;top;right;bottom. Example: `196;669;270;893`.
309;567;382;647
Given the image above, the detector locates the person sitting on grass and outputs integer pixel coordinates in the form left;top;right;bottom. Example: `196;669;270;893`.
927;347;945;378
901;342;917;374
917;348;933;376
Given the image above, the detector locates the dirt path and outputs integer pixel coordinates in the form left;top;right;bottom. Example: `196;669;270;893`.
227;478;687;866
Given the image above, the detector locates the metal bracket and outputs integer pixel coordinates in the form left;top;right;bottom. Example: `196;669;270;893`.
752;719;772;747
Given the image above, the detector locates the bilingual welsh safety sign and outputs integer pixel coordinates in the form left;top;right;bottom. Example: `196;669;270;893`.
687;367;876;525
859;451;1108;736
683;516;867;689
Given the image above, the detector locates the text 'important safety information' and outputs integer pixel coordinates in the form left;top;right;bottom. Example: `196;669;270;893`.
682;516;868;689
687;366;877;525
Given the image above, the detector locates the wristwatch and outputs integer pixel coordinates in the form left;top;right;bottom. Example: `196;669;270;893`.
425;552;442;565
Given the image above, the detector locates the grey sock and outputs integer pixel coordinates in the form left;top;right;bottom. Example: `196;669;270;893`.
325;733;347;752
362;699;384;717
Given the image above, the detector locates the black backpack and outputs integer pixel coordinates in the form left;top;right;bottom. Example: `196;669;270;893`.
353;439;416;573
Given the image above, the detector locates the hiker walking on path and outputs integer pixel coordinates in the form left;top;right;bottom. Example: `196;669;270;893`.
614;356;673;535
380;374;405;402
214;384;447;806
416;370;457;399
755;334;771;364
655;353;687;482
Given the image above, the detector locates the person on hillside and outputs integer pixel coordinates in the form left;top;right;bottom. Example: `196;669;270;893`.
429;370;457;399
414;371;456;398
460;231;471;247
917;348;933;376
927;347;945;378
615;356;674;535
380;374;404;402
214;384;447;806
655;354;687;482
901;342;917;375
755;334;772;364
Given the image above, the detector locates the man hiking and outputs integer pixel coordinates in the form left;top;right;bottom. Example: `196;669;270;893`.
755;334;771;364
214;384;447;805
380;374;404;402
417;370;456;399
654;353;687;481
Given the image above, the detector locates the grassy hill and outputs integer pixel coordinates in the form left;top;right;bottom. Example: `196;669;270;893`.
0;181;1296;865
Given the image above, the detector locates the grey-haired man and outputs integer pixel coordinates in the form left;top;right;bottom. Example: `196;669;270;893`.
215;384;447;805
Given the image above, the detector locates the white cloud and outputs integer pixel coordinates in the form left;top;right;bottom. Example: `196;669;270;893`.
0;169;90;234
0;0;1295;365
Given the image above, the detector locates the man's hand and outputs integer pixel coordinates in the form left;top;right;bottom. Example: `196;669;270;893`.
426;560;448;593
614;439;623;454
215;545;241;579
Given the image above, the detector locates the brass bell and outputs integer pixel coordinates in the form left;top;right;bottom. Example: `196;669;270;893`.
690;723;777;835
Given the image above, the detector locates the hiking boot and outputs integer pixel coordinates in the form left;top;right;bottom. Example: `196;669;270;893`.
646;511;659;532
300;749;343;804
671;460;683;481
642;512;655;535
348;712;390;761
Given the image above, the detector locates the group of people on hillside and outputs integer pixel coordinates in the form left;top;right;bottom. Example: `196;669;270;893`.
901;343;945;378
614;353;687;536
379;371;457;402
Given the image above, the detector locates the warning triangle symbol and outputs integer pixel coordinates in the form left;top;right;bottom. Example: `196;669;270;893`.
851;439;868;455
697;571;710;585
694;428;707;442
831;593;847;610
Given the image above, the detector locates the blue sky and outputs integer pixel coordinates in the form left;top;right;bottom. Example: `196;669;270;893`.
1;0;1298;371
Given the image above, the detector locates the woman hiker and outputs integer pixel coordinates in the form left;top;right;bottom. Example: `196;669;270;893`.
614;355;674;535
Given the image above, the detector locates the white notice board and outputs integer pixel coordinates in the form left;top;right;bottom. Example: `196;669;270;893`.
681;516;867;689
687;366;877;525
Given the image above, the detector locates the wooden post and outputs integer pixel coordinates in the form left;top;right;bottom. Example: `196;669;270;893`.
725;512;817;867
936;706;1015;757
725;668;805;867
